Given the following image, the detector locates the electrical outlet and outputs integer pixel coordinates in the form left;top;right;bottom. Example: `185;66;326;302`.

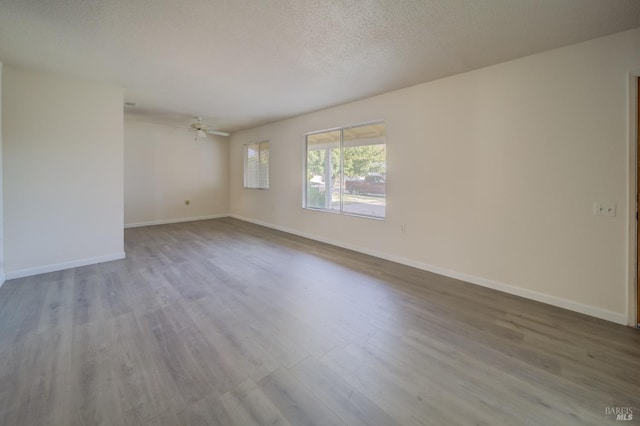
400;224;406;232
594;202;615;217
185;200;190;205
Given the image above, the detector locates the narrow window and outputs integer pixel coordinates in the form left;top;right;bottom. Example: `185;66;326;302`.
244;141;269;189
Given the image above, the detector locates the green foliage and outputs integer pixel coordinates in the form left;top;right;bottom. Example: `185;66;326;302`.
306;148;340;179
307;186;325;208
306;150;325;178
343;145;386;178
307;144;386;182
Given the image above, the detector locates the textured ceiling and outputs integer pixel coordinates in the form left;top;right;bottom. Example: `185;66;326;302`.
1;0;639;132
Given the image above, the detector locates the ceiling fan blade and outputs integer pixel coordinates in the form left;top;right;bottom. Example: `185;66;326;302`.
206;130;230;137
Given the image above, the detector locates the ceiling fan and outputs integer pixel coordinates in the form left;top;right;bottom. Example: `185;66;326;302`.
178;116;230;140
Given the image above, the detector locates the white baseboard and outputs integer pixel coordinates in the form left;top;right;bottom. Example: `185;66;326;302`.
0;270;5;289
230;214;627;325
5;252;126;280
124;214;229;229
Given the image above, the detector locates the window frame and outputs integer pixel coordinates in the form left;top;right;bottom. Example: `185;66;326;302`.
243;140;270;190
303;121;386;219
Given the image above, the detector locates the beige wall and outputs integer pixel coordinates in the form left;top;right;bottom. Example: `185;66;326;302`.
229;29;640;325
3;66;124;277
124;119;228;227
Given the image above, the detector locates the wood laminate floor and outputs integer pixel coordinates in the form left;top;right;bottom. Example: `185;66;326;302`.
0;218;639;425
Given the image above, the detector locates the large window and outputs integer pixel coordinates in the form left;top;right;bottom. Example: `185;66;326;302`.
244;141;269;189
305;122;386;218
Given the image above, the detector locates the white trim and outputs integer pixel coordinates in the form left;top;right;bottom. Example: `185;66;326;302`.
230;214;628;325
0;271;5;289
628;71;640;327
5;252;126;280
124;214;229;229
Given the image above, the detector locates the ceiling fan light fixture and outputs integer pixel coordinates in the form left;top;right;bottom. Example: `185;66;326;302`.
178;116;228;140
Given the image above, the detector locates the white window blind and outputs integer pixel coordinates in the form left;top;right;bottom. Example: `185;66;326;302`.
244;141;269;189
